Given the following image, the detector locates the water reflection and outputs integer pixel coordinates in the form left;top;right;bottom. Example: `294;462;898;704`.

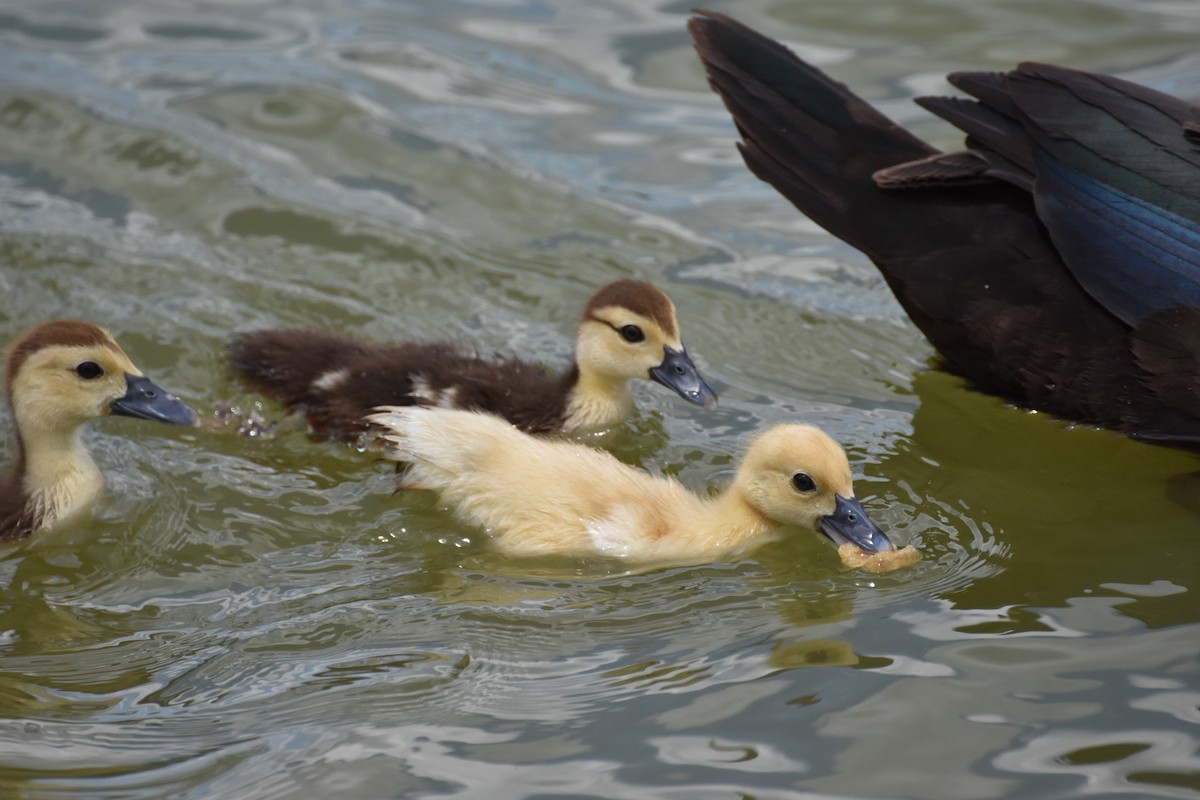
887;370;1200;627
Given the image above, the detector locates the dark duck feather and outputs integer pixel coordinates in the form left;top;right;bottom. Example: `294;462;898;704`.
689;11;1200;447
1;320;197;541
229;279;717;444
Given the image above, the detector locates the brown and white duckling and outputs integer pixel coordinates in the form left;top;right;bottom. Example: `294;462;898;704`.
229;280;717;444
0;320;198;541
367;406;898;566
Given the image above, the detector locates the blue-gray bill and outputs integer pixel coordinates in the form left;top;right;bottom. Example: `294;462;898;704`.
819;494;893;553
111;373;199;426
650;345;719;410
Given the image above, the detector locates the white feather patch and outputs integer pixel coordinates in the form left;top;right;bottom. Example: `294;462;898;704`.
410;376;460;408
312;368;350;392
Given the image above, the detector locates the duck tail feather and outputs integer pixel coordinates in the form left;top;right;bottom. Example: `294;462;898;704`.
911;95;1036;189
689;10;937;256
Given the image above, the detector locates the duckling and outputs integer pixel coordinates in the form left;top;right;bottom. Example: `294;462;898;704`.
229;280;718;444
0;320;198;541
367;406;895;565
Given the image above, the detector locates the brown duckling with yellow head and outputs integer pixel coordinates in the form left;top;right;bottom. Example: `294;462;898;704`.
368;406;919;571
1;320;198;541
229;280;717;444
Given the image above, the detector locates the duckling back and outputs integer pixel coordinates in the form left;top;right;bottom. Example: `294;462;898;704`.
230;330;575;443
369;406;698;558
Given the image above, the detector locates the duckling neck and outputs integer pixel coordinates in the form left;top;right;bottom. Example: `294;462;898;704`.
697;489;777;552
561;366;634;432
17;423;104;532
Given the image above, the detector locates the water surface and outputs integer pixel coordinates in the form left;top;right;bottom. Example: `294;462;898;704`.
1;1;1198;798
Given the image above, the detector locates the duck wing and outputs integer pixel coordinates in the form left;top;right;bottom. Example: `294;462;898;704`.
893;62;1200;436
907;63;1200;327
1007;63;1200;327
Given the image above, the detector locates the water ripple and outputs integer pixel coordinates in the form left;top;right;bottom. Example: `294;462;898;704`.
1;1;1198;798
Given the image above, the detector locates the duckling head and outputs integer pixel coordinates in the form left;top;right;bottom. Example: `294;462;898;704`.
574;280;717;410
733;423;893;554
7;320;198;437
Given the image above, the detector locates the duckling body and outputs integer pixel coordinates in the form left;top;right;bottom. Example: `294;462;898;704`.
368;406;892;564
690;12;1200;446
1;320;197;540
231;280;716;444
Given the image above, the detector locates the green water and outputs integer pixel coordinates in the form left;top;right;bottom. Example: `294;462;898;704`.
0;1;1197;798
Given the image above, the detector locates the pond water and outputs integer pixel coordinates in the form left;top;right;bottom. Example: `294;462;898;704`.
1;1;1198;798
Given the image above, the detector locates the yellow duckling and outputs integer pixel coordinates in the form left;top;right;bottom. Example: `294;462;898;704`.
367;406;897;565
0;320;197;540
229;279;717;444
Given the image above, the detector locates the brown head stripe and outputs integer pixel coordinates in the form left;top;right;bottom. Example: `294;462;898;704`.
581;280;677;338
5;320;121;389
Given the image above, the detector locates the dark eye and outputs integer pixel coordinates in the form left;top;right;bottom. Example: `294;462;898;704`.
791;473;816;493
75;361;104;380
619;325;645;343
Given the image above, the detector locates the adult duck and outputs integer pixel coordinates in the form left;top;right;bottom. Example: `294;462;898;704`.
1;320;198;540
690;12;1200;447
230;279;717;444
367;405;914;570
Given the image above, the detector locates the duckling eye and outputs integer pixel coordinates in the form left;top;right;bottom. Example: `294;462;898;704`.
619;324;645;343
791;473;816;493
74;361;105;380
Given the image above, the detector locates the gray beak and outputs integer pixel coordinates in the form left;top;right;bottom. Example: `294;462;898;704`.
819;494;893;554
111;373;198;426
649;345;719;410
